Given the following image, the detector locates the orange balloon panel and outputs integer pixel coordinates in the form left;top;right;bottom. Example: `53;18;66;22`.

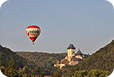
26;25;41;44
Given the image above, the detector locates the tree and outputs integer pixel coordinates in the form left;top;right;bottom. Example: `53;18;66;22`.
7;59;18;77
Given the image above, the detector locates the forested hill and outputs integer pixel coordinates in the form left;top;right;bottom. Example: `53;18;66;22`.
0;45;28;69
0;40;113;77
70;40;114;73
16;52;66;68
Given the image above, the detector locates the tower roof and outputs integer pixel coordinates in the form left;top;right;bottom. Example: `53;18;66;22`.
67;44;76;49
76;50;83;55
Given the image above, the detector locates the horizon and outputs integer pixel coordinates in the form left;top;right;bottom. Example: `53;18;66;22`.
1;39;113;55
0;0;114;54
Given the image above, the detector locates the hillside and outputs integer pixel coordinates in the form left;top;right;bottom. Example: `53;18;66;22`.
69;40;114;74
16;52;66;69
0;45;35;76
15;40;114;76
0;45;28;69
0;45;66;76
0;40;113;77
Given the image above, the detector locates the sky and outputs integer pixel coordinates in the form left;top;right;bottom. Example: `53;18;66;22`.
0;0;114;54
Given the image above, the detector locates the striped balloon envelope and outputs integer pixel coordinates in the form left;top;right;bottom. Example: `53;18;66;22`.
26;25;41;45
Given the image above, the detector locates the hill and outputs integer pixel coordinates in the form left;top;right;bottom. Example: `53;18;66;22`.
16;52;66;71
0;45;35;76
15;40;114;76
68;40;114;74
0;40;113;77
0;45;28;69
0;45;66;76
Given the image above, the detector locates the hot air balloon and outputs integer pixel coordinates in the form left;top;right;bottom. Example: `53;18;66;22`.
26;25;41;45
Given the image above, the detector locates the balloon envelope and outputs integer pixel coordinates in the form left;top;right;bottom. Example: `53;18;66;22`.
26;25;41;44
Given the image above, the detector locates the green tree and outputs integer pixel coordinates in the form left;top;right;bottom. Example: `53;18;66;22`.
7;59;18;77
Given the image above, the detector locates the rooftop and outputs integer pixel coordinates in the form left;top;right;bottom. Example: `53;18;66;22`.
76;50;83;55
67;44;76;49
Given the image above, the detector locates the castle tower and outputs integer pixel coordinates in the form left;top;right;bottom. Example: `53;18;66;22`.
75;49;83;59
67;44;76;61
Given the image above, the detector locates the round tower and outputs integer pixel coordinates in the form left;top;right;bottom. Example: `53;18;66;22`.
67;44;76;61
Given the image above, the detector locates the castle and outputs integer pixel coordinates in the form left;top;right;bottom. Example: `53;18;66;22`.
54;44;89;69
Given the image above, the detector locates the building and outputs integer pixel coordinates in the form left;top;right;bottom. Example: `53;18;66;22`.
75;49;83;59
54;44;89;69
67;44;76;61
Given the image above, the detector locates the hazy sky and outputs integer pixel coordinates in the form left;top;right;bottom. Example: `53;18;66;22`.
0;0;114;54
